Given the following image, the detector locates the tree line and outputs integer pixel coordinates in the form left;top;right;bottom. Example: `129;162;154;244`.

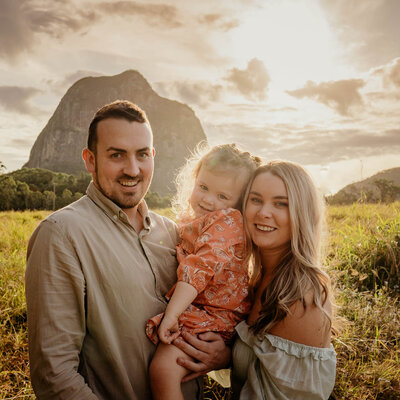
326;178;400;205
0;165;171;211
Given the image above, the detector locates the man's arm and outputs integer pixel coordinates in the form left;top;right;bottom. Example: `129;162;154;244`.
25;219;98;399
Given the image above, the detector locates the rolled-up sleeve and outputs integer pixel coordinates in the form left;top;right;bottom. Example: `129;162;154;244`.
25;219;98;399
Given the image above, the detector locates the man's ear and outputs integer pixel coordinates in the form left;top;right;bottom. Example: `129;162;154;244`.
82;148;96;173
152;147;156;157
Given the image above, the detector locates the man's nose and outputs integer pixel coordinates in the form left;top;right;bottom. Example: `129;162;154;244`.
123;157;140;176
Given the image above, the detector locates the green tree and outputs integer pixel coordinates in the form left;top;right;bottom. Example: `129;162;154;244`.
43;190;56;210
73;192;84;202
374;179;400;202
15;181;31;210
0;175;17;210
28;191;44;210
56;188;73;209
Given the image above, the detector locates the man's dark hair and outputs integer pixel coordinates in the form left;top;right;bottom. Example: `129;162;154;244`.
88;100;148;153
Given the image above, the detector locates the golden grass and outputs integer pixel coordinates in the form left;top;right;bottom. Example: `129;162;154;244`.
1;204;399;399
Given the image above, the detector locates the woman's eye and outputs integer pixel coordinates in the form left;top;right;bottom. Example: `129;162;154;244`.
275;202;288;207
200;185;208;191
250;197;261;204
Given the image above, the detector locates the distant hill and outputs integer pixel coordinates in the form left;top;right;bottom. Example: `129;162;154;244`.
24;70;207;194
328;167;400;204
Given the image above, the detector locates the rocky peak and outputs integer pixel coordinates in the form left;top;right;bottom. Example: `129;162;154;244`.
24;70;207;194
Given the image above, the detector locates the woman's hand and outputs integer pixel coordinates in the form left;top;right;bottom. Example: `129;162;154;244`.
173;331;231;382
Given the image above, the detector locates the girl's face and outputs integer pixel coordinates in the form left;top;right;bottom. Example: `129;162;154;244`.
245;171;291;253
189;166;246;218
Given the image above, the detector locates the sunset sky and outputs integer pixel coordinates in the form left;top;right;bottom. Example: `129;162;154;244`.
1;0;399;194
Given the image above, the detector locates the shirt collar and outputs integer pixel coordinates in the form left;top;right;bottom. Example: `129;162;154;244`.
86;181;151;229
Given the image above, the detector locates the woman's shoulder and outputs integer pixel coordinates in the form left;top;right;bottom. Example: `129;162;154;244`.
234;321;336;400
269;291;333;348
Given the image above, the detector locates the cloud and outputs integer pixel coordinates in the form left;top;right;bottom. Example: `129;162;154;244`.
155;59;271;106
197;13;239;31
0;86;43;114
224;58;270;101
372;57;400;89
0;0;98;61
287;79;365;116
388;58;400;87
319;0;400;69
97;1;182;28
279;129;400;165
11;137;36;147
205;121;400;167
155;80;223;108
0;0;181;62
45;69;103;93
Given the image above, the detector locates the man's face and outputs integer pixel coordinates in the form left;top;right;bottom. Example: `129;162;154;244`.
84;118;154;210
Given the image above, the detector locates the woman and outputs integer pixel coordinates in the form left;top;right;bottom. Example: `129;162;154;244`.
232;160;336;400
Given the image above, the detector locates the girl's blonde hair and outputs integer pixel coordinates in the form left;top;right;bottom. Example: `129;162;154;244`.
243;160;334;335
172;142;261;219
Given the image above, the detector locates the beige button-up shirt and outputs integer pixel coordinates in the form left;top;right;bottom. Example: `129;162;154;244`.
25;182;200;399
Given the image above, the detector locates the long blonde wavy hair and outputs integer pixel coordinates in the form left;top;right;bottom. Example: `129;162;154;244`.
172;142;261;220
244;160;333;335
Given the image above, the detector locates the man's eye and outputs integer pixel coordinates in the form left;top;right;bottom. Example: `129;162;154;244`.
138;152;150;158
111;153;121;158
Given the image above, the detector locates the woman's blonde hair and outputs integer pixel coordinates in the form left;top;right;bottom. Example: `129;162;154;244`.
244;160;333;335
172;142;261;219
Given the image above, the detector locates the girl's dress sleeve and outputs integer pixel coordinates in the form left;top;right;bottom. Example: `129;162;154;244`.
177;208;245;294
234;321;336;400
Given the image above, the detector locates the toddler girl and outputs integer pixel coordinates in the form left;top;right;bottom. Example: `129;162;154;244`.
146;144;260;400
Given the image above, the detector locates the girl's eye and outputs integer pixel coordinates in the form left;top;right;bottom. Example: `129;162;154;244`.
218;194;228;200
200;185;208;191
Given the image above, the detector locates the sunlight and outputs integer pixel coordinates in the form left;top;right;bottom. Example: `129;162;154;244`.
229;0;343;90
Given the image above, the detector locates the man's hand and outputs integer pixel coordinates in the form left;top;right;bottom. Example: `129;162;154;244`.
173;331;231;382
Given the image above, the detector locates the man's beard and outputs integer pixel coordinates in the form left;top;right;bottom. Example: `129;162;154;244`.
93;165;145;210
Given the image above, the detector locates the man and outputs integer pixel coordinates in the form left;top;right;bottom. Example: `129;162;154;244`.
25;100;228;399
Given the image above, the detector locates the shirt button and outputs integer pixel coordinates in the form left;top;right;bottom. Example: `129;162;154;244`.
113;215;118;220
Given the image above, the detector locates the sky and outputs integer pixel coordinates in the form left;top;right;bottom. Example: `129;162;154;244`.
0;0;399;195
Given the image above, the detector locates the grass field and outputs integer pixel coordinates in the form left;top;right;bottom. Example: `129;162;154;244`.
1;204;399;399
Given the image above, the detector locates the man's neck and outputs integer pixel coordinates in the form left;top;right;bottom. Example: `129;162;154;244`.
123;206;144;233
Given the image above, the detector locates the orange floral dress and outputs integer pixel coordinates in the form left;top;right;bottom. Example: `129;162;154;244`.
146;208;251;345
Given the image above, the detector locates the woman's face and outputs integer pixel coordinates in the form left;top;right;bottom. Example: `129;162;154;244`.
245;171;291;254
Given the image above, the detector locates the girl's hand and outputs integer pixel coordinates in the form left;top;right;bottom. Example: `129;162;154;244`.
158;314;180;344
173;331;231;382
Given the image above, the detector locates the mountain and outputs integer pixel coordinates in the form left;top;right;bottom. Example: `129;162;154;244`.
328;167;400;204
24;70;207;194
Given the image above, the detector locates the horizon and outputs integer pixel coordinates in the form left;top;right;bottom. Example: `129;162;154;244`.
1;0;399;195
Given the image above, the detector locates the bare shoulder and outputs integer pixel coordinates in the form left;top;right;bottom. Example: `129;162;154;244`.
269;291;332;348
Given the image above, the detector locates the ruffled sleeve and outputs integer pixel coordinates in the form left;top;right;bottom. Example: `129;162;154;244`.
235;321;336;400
177;208;245;294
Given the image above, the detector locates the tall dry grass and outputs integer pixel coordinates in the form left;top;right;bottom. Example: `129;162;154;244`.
0;204;399;399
